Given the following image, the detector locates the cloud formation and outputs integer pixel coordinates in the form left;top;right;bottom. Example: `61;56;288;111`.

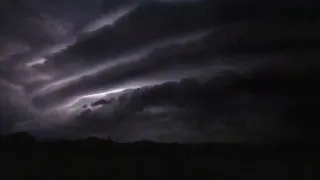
1;0;320;143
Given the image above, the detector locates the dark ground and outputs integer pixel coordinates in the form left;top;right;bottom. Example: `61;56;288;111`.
1;132;319;178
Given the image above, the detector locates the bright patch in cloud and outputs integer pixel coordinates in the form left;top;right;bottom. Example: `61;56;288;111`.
82;4;138;33
26;57;47;67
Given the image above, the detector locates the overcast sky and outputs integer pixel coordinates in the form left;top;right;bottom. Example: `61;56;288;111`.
0;0;320;143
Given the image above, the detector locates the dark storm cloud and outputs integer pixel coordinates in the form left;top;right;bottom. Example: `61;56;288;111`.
18;48;320;142
0;0;106;84
39;0;320;77
28;68;309;142
42;1;215;69
2;0;320;143
50;62;320;142
0;0;140;67
0;77;37;134
31;16;320;108
31;30;214;107
0;0;131;132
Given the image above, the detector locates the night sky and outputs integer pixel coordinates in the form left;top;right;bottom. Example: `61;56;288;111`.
0;0;320;143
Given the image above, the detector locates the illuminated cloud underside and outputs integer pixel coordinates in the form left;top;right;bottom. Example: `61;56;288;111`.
26;58;47;67
58;80;164;111
82;4;139;34
34;50;152;96
33;30;212;96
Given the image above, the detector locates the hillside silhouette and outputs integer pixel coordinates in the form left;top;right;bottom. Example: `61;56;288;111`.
1;132;319;178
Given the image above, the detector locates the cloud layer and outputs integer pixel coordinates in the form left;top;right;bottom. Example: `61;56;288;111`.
1;0;320;143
